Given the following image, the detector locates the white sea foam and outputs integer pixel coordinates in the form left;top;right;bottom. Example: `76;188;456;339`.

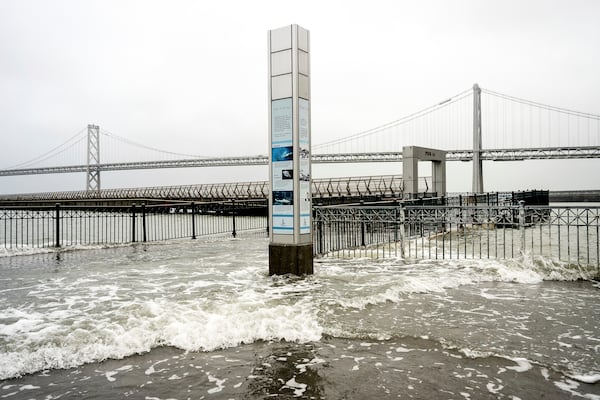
283;376;307;396
0;246;55;258
567;373;600;384
0;243;134;258
486;382;503;394
0;287;322;380
505;357;533;373
206;372;226;394
318;253;596;310
555;379;600;400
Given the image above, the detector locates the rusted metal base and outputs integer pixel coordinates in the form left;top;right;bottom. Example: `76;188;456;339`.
269;243;313;276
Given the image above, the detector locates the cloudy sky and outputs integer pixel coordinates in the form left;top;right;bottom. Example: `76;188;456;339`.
1;0;599;194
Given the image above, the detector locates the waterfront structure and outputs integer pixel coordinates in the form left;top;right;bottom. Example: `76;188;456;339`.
402;146;446;198
268;24;313;275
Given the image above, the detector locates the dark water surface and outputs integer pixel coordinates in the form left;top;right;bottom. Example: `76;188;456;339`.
1;237;599;399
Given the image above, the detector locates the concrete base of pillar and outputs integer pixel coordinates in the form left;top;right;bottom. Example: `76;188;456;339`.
269;243;313;276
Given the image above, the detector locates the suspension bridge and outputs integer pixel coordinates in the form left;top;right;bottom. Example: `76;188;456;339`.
1;84;599;197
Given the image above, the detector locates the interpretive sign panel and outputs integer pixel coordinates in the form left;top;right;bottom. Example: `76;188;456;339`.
271;97;294;234
271;98;293;147
298;98;311;234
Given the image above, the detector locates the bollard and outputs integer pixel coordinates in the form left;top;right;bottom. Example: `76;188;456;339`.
55;203;61;248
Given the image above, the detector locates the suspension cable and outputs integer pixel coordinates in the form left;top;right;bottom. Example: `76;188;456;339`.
313;88;473;150
482;88;600;120
100;129;210;159
4;127;87;169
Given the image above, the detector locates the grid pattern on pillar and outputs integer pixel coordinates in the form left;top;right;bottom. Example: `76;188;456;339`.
86;124;100;192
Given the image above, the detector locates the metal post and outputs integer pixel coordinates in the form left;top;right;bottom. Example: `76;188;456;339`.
394;207;398;242
472;84;484;193
399;203;405;259
231;200;237;238
55;203;60;248
131;203;137;243
518;200;526;255
142;203;147;242
191;202;196;239
360;220;366;247
359;200;365;247
266;213;270;235
317;220;323;255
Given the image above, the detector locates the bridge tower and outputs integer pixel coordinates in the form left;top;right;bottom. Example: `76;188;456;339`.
86;124;101;192
472;83;484;193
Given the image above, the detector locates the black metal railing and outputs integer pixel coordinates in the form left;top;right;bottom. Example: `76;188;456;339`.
313;203;600;275
0;202;267;250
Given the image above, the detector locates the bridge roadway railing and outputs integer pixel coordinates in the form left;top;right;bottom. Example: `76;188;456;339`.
0;175;418;204
313;203;600;277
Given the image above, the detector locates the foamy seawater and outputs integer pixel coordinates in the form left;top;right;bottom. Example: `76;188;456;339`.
1;236;599;399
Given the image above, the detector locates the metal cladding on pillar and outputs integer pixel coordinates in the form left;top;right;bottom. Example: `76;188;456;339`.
472;84;484;193
268;24;313;275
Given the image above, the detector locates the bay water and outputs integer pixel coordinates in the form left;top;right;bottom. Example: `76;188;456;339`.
1;234;599;399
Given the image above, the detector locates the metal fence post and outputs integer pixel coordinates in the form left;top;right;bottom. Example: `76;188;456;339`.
191;202;196;240
55;203;61;248
399;203;405;258
131;203;137;243
141;203;147;242
394;206;398;243
317;219;323;255
231;200;237;238
360;219;366;247
518;200;526;255
266;212;270;235
360;200;365;247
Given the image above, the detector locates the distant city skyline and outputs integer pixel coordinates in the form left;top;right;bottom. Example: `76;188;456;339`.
1;0;599;194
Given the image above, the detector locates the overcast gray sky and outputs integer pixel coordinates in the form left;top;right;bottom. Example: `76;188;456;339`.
1;0;599;194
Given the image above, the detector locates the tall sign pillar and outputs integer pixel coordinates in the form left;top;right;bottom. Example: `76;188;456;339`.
268;24;313;275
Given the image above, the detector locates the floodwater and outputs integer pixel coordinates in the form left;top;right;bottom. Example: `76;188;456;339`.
1;235;599;399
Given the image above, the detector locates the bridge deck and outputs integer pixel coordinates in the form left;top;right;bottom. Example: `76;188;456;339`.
0;147;599;177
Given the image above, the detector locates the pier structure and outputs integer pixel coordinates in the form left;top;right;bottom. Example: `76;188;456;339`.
402;146;446;199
